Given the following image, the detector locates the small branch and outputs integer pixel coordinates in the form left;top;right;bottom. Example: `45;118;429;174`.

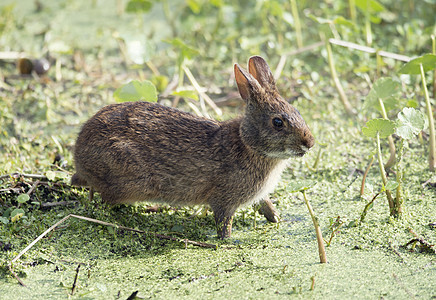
71;264;80;295
360;192;380;224
183;66;222;116
26;180;40;196
325;39;354;115
329;39;411;62
302;190;327;263
40;201;78;208
69;214;217;249
0;173;48;180
9;214;217;286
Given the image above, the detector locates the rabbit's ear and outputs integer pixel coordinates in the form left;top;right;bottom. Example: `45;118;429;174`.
234;63;262;101
248;56;276;90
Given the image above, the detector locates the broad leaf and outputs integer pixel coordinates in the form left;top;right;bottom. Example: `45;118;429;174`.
396;107;426;140
46;170;57;181
125;0;153;13
363;78;401;111
171;90;199;101
164;38;199;60
399;54;436;74
287;180;317;193
11;208;25;222
362;119;396;138
17;194;30;203
355;0;385;13
114;80;158;103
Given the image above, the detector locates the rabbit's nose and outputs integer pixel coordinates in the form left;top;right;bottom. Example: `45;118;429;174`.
303;131;315;149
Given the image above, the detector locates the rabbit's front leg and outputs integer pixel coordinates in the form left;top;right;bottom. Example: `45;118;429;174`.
212;206;235;239
258;197;280;223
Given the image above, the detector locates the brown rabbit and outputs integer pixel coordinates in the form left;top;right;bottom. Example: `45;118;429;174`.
71;56;314;239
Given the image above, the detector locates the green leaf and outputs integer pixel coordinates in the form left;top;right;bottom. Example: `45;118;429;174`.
171;90;199;101
355;0;385;13
396;107;426;140
381;181;399;192
187;0;201;14
287;180;317;193
11;208;25;222
399;54;436;74
164;38;199;60
362;119;396;138
114;80;158;103
0;216;9;224
46;170;57;181
125;0;153;13
363;78;401;111
17;194;30;203
333;16;355;27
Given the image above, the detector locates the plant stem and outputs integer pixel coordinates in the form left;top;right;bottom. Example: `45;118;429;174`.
419;63;436;171
360;155;375;196
290;0;303;49
312;147;323;170
377;97;396;168
326;41;354;115
432;35;436;103
365;0;372;46
302;190;327;263
349;0;356;23
394;139;404;215
376;132;395;213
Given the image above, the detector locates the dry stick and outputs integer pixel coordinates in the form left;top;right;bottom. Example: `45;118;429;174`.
0;173;48;180
326;40;354;115
69;214;217;249
360;192;380;224
329;39;411;62
9;214;217;286
274;42;324;79
71;264;81;295
183;66;222;116
408;228;435;253
302;190;327;263
26;180;40;196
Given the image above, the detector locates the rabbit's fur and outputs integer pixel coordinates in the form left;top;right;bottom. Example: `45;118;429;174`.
72;56;314;239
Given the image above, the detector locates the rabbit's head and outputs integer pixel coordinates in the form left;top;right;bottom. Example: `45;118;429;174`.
235;56;314;159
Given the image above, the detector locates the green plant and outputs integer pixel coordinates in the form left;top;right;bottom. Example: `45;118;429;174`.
363;77;402;168
362;107;426;217
288;180;326;263
399;54;436;171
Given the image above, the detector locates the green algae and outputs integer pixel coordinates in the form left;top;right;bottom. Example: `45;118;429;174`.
1;0;436;299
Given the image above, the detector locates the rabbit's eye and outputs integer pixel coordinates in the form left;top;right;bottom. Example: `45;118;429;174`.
272;117;284;128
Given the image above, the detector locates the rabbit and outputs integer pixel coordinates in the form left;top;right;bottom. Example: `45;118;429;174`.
71;56;315;239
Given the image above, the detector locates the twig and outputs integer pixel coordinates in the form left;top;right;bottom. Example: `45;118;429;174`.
126;291;139;300
360;192;380;224
274;42;324;79
388;241;404;262
182;66;222;116
69;214;217;249
9;268;27;287
9;214;217;285
26;180;40;196
302;190;327;263
40;201;78;208
71;264;80;295
407;228;435;253
0;173;48;180
329;39;411;62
